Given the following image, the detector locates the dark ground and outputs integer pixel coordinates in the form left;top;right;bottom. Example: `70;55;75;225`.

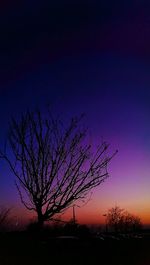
0;232;150;265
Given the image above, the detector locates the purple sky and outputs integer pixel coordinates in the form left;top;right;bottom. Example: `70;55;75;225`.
0;0;150;224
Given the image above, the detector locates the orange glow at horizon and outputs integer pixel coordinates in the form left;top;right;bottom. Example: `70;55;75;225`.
13;200;150;226
11;144;150;227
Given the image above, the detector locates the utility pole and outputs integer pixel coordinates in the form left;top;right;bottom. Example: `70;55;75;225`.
72;204;80;225
103;214;108;233
73;205;76;225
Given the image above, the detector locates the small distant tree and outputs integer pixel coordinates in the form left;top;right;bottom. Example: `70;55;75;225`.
0;206;11;231
106;206;142;233
106;206;124;233
0;109;117;229
123;212;142;232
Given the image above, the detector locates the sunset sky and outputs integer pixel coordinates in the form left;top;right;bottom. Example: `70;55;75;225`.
0;0;150;225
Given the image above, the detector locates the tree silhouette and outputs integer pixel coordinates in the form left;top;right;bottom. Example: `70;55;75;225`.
0;206;11;231
106;206;142;233
0;109;116;228
106;206;124;233
122;211;142;232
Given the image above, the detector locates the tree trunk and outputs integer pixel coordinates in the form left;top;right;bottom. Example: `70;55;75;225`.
37;208;44;230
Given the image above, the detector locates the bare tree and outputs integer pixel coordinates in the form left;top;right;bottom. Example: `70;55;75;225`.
0;109;117;228
0;206;11;231
106;206;142;233
122;211;142;232
106;206;124;233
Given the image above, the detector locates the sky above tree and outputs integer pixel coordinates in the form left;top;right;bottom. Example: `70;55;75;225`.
0;0;150;225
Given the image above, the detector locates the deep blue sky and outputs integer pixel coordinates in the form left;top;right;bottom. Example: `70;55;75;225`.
0;0;150;224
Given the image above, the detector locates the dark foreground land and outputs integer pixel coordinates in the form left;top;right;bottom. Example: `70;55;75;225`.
0;232;150;265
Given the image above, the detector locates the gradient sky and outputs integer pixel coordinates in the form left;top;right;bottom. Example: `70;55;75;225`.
0;0;150;225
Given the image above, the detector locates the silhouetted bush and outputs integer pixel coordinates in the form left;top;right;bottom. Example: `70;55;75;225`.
76;224;90;238
63;220;78;236
26;221;40;233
